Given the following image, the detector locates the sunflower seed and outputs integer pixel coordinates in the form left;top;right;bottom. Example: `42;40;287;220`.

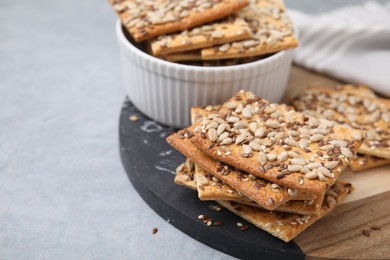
234;121;247;129
307;162;321;170
226;101;237;110
267;153;277;161
255;128;266;138
310;134;324;142
208;129;218;142
242;105;253;119
288;165;302;172
299;139;310;149
258;152;268;165
266;119;280;128
235;134;246;144
290;157;306;166
220;137;233;145
288;188;298;197
324;161;339;169
341;147;353;159
241;145;252;157
304;171;318;179
318;166;333;178
277;151;288;162
248;141;261;151
217;124;226;136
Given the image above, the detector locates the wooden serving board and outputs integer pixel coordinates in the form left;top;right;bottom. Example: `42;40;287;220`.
119;66;390;259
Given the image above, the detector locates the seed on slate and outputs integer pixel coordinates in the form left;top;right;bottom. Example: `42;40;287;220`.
217;124;226;136
291;158;306;166
307;162;321;170
218;132;229;141
206;121;218;130
255;128;266;138
267;153;277;162
234;121;247;129
258;152;268;165
288;165;302;172
152;228;158;234
208;129;218;142
341;147;353;159
310;134;324;142
324;161;339;170
235;134;246;144
277;152;288;162
220;138;233;145
304;171;318;179
226;101;237;110
266;119;280;128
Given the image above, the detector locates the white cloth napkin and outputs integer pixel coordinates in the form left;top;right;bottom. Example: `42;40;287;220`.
289;1;390;97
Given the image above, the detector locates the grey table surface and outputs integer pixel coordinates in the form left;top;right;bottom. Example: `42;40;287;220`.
1;0;384;259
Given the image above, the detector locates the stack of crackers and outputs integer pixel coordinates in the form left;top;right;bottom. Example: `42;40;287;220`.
167;90;363;242
109;0;298;65
292;84;390;172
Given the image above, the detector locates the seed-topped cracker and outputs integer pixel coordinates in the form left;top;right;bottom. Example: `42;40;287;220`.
292;85;390;160
217;180;352;242
186;90;363;196
349;154;390;172
167;134;315;210
200;0;298;60
150;16;252;56
109;0;249;42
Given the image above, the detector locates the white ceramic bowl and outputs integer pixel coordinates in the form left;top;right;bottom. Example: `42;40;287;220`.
116;20;294;128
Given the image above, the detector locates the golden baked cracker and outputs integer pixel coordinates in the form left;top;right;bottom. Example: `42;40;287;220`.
200;0;298;60
292;85;390;160
110;0;249;42
194;163;324;215
218;181;352;242
167;134;316;210
150;16;252;56
195;163;252;201
349;154;390;172
186;90;364;196
164;51;203;62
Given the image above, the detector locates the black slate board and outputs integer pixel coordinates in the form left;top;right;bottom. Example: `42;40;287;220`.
119;99;304;260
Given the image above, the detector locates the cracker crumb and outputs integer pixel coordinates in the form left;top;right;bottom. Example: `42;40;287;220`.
362;229;370;237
